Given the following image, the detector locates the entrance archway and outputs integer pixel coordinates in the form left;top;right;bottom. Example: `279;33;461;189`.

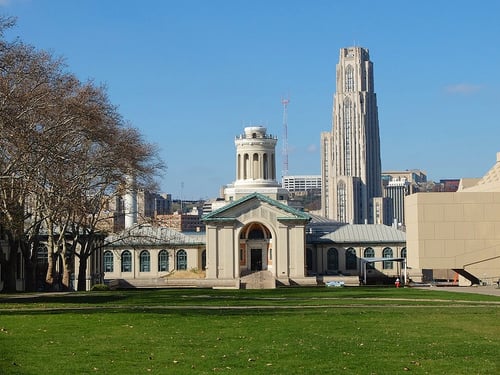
239;222;272;274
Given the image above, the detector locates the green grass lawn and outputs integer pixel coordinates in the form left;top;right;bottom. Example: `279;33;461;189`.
0;287;498;374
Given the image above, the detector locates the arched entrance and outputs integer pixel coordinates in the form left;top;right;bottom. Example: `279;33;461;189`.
239;222;272;275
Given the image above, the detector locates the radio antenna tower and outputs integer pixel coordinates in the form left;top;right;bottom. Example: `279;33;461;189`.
281;97;290;177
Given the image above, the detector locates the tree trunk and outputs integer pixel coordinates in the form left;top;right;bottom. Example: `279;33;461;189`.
77;254;88;291
1;240;19;293
24;259;36;292
61;255;71;291
45;246;55;288
2;256;17;292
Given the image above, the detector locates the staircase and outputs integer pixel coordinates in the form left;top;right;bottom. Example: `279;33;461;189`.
240;270;276;289
452;269;481;285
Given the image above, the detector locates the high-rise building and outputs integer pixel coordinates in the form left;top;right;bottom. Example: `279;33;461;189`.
321;47;382;223
384;178;410;227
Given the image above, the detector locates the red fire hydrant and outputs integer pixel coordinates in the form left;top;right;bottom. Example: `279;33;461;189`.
395;278;401;288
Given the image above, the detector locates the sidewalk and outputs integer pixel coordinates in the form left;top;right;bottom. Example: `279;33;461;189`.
417;285;500;297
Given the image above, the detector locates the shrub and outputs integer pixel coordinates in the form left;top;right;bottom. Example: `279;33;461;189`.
90;283;110;291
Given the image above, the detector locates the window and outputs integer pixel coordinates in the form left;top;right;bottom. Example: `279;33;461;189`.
383;247;393;270
345;65;354;92
364;247;375;269
343;99;352;175
337;181;346;222
104;251;114;272
327;248;339;271
140;250;150;272
401;248;407;258
121;250;132;272
37;245;48;265
176;249;187;270
158;250;169;272
345;248;357;270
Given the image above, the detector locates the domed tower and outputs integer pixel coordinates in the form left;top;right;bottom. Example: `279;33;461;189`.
224;126;289;201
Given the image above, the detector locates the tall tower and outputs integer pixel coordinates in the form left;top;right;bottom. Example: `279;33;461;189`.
281;97;290;178
124;174;138;228
224;126;289;202
321;47;382;223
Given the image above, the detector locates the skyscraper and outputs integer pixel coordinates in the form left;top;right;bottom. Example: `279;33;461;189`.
321;47;382;223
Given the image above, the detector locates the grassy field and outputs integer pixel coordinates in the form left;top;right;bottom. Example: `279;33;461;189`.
0;287;498;374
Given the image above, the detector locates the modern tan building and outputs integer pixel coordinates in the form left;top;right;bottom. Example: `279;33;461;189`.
406;152;500;285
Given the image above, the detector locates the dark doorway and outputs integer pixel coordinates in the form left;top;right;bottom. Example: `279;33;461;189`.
250;249;262;271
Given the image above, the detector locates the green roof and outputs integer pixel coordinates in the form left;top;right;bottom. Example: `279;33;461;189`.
201;192;311;222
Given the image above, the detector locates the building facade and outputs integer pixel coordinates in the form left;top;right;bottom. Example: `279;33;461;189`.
99;124;406;289
321;46;382;224
384;178;410;227
282;175;321;192
406;152;500;286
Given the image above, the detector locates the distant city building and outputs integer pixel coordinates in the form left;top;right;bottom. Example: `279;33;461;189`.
438;179;460;192
321;46;382;224
157;207;203;232
282;175;321;192
372;196;393;225
202;198;227;215
384;178;410;226
382;169;427;194
137;191;172;219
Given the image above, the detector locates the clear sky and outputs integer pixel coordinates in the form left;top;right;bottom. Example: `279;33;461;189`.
2;0;499;200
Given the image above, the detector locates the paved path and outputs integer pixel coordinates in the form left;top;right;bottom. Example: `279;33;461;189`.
416;285;500;297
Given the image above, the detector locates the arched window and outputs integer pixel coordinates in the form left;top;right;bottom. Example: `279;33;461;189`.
343;99;352;175
248;228;264;239
263;153;268;179
252;153;259;179
364;247;375;269
37;245;48;265
237;154;241;180
121;250;132;272
401;248;407;258
345;248;357;270
243;154;249;179
140;250;150;272
327;248;339;271
158;250;169;272
104;251;114;272
345;65;354;92
201;250;206;270
337;181;346;222
176;249;187;270
383;247;393;270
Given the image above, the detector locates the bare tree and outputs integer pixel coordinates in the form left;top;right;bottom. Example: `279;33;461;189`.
0;18;164;292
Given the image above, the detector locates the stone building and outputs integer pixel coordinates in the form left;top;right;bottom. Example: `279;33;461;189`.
321;46;382;224
101;125;407;289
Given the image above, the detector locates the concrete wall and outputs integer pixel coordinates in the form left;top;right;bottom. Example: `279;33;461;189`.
406;192;500;283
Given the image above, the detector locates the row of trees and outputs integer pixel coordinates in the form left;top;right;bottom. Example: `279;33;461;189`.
0;17;164;292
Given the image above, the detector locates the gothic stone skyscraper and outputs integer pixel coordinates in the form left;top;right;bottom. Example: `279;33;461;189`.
321;47;382;223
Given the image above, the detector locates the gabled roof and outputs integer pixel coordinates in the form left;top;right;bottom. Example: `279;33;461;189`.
105;224;205;247
201;192;311;222
318;224;405;244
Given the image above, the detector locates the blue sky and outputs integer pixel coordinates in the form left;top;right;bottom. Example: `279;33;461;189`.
2;1;499;200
